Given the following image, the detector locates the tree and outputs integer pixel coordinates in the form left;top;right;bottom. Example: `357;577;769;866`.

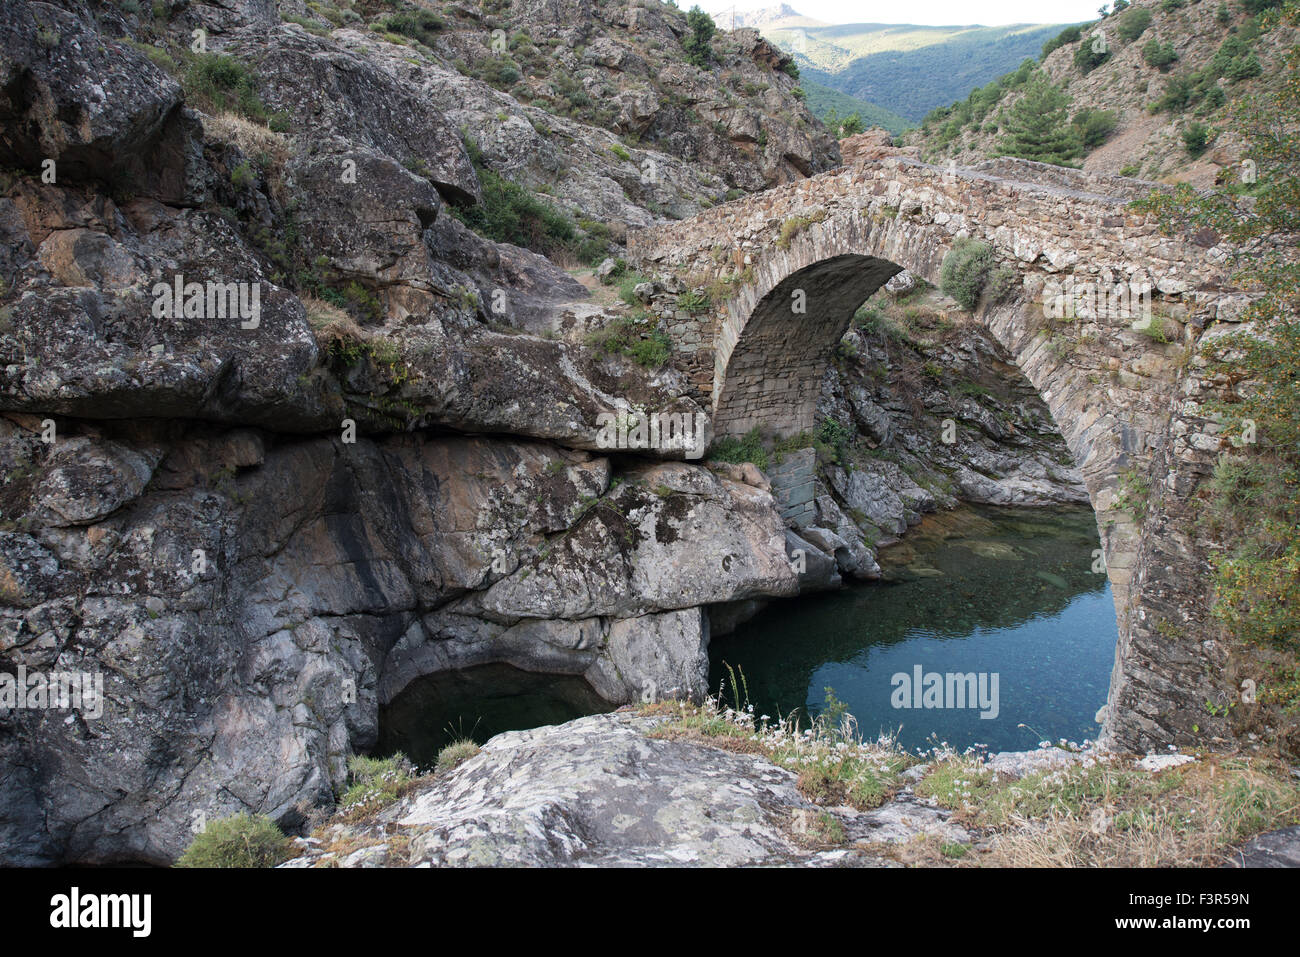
997;76;1083;165
682;6;716;69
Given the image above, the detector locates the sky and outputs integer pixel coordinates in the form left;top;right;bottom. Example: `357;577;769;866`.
692;1;1101;27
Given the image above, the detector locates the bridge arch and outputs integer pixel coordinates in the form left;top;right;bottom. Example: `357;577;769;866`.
630;154;1250;752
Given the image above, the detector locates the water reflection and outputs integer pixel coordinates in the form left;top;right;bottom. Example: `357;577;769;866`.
708;504;1118;753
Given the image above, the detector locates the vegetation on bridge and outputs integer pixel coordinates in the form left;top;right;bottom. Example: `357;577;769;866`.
1132;1;1300;735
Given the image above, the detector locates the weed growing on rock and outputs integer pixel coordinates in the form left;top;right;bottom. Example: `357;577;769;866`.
176;812;290;868
436;739;481;772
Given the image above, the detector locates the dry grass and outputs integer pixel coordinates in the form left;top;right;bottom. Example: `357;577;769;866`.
301;295;365;348
649;699;1300;868
926;755;1300;867
201;111;291;167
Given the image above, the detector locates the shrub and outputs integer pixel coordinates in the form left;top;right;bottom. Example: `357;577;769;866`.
1074;32;1113;73
676;289;712;315
709;427;768;470
1224;50;1262;80
1072;107;1119;148
230;161;255;190
1143;38;1179;68
176;813;290;868
940;238;997;312
182;53;267;122
1042;25;1082;60
584;317;671;368
340;753;414;813
452;137;577;255
1116;7;1153;42
997;75;1083;166
1182;121;1212;156
781;59;800;79
380;9;444;45
608;142;631;161
682;6;716;69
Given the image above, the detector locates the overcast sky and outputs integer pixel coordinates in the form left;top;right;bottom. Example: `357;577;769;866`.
692;1;1100;27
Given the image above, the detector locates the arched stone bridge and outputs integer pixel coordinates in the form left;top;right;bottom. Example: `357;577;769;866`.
628;154;1253;754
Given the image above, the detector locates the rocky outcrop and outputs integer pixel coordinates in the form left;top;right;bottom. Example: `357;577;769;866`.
0;411;811;864
0;1;204;205
282;711;962;867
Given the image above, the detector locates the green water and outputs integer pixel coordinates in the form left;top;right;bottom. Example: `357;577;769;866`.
709;504;1118;754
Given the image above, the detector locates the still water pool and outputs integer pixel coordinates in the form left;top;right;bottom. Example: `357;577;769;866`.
708;504;1118;754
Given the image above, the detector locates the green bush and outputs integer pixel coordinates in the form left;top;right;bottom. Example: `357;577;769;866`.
176;813;290;868
1074;32;1113;73
182;53;267;122
709;427;768;470
1224;50;1263;80
997;75;1083;166
940;239;997;312
380;9;444;45
340;753;414;812
1116;7;1153;42
1142;38;1179;68
1072;107;1119;148
452;137;577;255
584;317;671;369
1182;121;1212;156
682;6;716;69
1041;25;1082;60
676;289;712;315
230;161;255;190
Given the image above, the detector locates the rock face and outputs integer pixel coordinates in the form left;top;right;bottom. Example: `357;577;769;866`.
0;1;203;205
0;414;813;864
1227;825;1300;868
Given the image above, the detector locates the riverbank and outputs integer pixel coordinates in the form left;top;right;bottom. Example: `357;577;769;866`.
272;699;1300;868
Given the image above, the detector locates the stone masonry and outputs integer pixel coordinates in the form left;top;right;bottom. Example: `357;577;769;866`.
629;152;1258;754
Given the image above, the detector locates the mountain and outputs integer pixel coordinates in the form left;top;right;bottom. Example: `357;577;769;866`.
905;0;1293;185
802;80;911;136
730;4;825;29
764;20;1075;123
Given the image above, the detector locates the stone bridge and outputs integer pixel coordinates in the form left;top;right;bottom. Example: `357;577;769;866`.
628;154;1254;753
